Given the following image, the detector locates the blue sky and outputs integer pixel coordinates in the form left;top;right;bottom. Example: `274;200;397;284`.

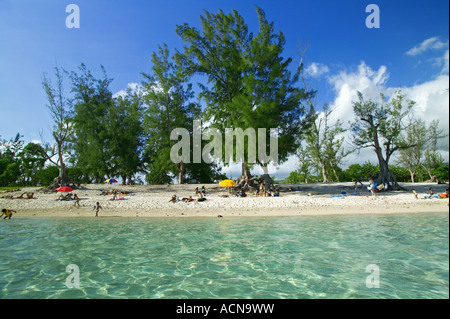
0;0;449;179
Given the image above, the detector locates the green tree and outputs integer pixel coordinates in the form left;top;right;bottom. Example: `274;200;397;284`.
176;7;307;187
350;91;415;190
19;142;47;185
0;134;25;186
296;144;313;183
108;90;144;185
285;170;303;183
397;119;427;183
36;166;59;186
432;164;449;182
421;120;447;180
142;44;201;184
69;64;114;182
41;66;74;187
0;159;21;186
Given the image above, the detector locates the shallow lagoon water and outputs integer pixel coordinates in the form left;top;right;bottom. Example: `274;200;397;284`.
0;213;448;299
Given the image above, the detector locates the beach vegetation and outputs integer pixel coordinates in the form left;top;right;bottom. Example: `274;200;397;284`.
350;91;416;190
175;7;308;188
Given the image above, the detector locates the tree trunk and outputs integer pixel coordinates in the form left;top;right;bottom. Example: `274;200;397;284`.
376;153;404;190
421;164;434;180
236;161;253;187
260;164;273;190
329;161;339;182
178;161;186;184
58;162;69;186
320;162;329;183
408;167;415;183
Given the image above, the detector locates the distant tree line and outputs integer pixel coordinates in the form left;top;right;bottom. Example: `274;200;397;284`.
1;7;448;188
283;161;449;184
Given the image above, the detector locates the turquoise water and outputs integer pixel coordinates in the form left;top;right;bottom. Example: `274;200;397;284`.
0;213;448;299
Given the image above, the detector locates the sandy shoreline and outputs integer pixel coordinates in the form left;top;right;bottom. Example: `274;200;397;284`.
1;182;448;218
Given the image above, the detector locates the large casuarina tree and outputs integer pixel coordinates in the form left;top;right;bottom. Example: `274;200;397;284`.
350;90;415;190
142;44;201;185
68;64;115;182
176;7;307;185
41;66;74;187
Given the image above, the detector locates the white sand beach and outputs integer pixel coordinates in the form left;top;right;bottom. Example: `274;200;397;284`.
1;182;448;218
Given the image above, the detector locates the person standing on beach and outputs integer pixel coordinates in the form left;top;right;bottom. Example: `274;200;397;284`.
93;202;102;217
73;194;81;208
1;208;16;219
368;178;376;198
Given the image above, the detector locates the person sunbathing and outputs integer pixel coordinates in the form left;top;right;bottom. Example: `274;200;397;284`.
182;196;196;203
57;193;72;201
1;193;24;199
25;192;36;199
438;188;449;199
110;190;118;201
169;194;178;203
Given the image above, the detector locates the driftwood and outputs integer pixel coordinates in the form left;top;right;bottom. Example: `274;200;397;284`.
427;176;444;184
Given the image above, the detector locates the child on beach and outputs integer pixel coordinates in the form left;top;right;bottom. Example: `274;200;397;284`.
93;202;102;217
73;194;81;208
169;194;178;203
1;208;17;219
194;187;204;199
412;189;418;199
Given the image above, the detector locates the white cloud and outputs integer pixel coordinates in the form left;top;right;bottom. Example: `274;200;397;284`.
304;62;330;78
113;82;142;98
406;36;448;56
435;49;449;75
327;62;389;126
391;74;449;152
325;61;449;166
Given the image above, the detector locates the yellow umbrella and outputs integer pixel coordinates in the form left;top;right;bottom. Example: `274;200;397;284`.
219;179;236;187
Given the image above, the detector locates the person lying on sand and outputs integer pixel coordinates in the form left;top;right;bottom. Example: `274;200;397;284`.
1;208;16;219
237;190;247;197
110;190;118;201
437;188;449;199
182;196;196;203
56;193;72;201
169;194;179;203
3;193;35;199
